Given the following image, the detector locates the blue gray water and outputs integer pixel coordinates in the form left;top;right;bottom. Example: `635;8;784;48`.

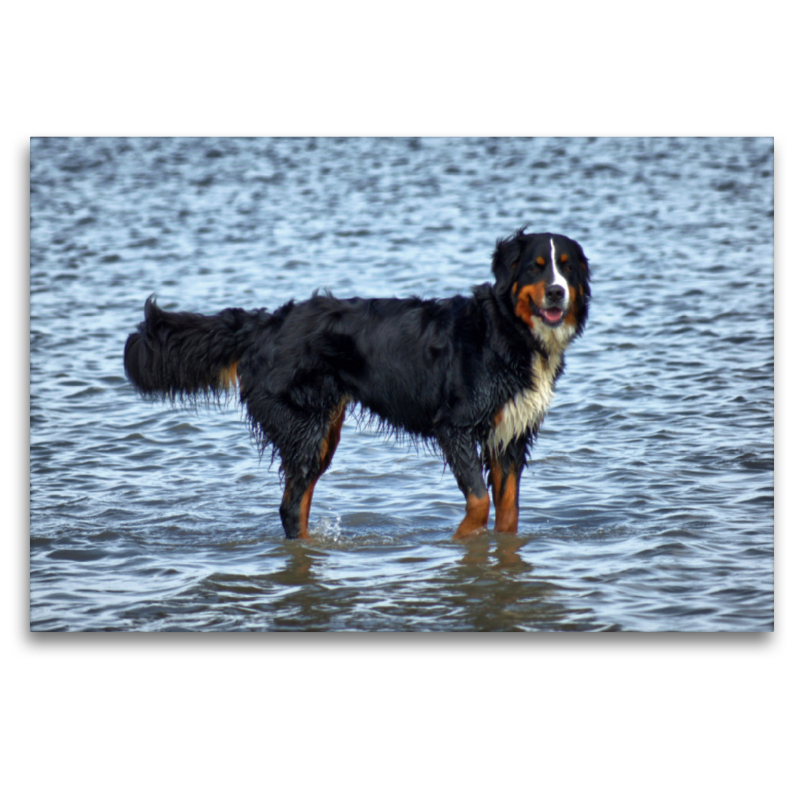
29;137;773;631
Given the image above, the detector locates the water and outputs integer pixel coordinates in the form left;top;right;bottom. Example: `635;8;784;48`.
29;137;774;631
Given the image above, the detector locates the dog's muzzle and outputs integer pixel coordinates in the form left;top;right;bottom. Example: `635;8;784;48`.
536;284;567;326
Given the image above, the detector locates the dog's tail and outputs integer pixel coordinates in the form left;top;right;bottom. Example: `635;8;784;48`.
124;296;263;401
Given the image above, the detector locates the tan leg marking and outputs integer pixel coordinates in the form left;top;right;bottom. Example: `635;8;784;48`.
488;456;519;534
296;399;347;538
453;493;490;539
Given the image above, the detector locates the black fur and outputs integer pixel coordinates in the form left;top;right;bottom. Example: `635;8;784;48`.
124;229;591;539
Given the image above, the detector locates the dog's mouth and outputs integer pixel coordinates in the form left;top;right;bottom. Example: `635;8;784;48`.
536;306;566;327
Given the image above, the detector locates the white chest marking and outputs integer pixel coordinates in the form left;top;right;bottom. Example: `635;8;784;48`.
489;351;563;453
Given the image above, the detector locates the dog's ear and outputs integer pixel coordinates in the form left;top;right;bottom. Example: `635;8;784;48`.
491;228;525;294
572;240;591;297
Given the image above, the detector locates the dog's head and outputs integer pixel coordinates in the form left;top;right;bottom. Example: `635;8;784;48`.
492;229;591;350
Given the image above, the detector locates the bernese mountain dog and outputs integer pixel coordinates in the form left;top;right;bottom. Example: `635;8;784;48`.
123;228;591;539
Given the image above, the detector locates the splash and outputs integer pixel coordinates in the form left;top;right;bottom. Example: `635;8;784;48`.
311;514;344;543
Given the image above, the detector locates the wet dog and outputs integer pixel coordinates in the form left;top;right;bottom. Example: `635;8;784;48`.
124;228;591;538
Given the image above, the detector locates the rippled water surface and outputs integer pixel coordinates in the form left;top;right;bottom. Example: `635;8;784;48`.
30;137;773;631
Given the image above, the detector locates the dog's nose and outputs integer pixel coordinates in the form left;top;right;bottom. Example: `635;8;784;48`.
545;284;565;303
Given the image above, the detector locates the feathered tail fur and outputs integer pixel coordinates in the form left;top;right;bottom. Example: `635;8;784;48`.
123;296;262;401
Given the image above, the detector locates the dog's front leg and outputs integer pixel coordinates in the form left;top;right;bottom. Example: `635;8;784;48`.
440;433;490;539
488;437;527;533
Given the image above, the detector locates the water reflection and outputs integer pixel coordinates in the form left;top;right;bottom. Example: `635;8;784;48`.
272;543;319;586
444;536;581;631
460;534;527;570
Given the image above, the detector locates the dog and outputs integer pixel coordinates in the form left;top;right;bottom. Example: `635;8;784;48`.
124;228;591;539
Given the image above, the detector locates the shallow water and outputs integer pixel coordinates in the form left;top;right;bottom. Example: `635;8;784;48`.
30;137;773;631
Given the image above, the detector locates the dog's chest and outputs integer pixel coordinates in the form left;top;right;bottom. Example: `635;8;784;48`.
489;351;562;452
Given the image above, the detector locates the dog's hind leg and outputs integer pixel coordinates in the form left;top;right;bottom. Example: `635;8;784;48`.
279;400;346;539
439;432;490;539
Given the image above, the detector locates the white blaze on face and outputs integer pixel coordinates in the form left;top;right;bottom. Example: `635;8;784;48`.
550;237;569;297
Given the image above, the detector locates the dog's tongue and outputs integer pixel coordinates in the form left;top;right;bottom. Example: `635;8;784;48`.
542;308;563;323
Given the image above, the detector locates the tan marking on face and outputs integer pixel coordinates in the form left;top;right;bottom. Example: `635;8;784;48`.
512;281;518;295
536;256;546;266
560;253;568;263
514;282;547;327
